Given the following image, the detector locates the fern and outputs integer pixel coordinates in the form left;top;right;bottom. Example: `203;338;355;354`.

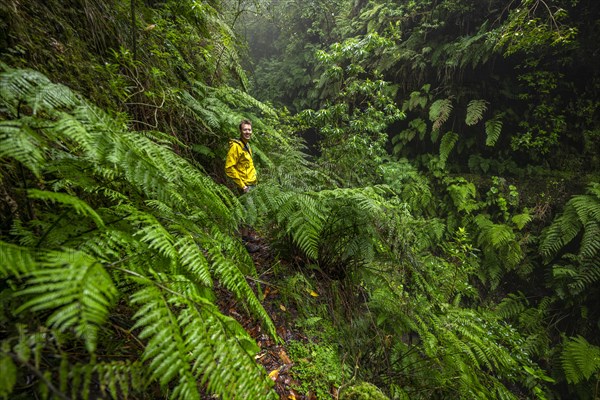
17;249;118;353
474;215;523;287
28;189;105;228
541;183;600;261
429;98;453;133
131;281;276;399
465;99;488;126
360;256;542;400
561;336;600;384
0;241;35;278
485;116;503;146
0;119;46;177
0;66;279;399
438;131;459;168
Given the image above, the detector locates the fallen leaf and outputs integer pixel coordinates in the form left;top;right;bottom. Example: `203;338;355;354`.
309;290;319;297
268;368;280;381
279;304;286;311
263;286;271;300
279;349;292;365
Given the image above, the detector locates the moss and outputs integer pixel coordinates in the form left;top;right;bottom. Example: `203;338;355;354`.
340;382;389;400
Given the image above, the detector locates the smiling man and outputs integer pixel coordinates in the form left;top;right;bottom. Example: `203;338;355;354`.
225;119;257;193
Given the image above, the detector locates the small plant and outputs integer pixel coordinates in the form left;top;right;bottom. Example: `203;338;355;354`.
287;338;345;399
340;382;389;400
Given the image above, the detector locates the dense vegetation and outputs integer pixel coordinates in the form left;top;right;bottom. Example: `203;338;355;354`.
0;0;598;399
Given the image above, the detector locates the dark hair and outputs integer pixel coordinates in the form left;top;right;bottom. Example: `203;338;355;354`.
239;119;252;131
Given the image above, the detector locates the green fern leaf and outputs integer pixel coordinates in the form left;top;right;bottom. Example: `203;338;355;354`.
439;131;459;168
511;212;532;230
485;117;503;146
541;183;600;260
561;336;600;384
17;250;118;352
429;98;453;133
28;189;105;228
0;119;46;177
0;241;36;278
175;235;212;287
465;100;488;126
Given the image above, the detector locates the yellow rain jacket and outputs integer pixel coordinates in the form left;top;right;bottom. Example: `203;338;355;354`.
225;139;257;189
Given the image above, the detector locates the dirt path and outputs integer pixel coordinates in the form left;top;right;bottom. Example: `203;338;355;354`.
217;236;322;400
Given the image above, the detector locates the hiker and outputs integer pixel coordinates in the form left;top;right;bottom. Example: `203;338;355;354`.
225;119;260;252
225;119;256;193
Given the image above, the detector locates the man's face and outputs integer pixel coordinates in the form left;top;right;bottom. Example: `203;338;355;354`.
240;123;252;142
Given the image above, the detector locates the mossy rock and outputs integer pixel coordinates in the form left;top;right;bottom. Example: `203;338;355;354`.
340;382;389;400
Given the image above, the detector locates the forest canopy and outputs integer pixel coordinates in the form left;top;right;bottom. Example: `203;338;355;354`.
0;0;599;399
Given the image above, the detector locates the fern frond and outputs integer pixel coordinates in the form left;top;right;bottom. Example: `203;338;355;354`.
28;189;105;228
429;98;453;133
17;249;118;352
540;183;600;260
447;179;478;213
511;212;532;230
0;66;80;116
131;285;199;396
206;244;277;338
495;292;528;319
126;207;177;261
465;100;488;126
175;234;212;287
485;116;503;146
439;131;459;168
561;336;600;384
131;283;276;399
0;119;46;177
0;240;36;278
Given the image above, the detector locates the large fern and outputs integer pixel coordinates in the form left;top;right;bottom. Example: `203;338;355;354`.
0;66;277;399
560;336;600;385
247;183;399;276
540;183;600;297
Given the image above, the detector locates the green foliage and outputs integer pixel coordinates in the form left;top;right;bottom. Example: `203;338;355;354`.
485;115;504;147
248;184;394;277
429;98;453;133
541;183;600;263
340;382;389;400
345;248;548;400
287;339;345;399
560;336;600;385
438;131;459;168
0;66;277;399
465;99;488;126
493;0;578;56
295;32;405;186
